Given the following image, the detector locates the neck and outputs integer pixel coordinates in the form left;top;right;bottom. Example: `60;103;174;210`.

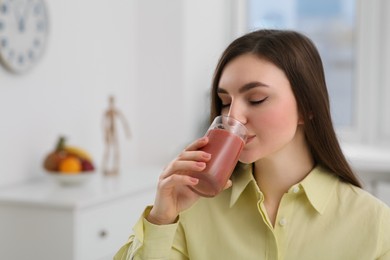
254;127;314;225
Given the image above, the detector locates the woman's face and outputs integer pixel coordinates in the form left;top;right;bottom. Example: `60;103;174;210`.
217;53;303;163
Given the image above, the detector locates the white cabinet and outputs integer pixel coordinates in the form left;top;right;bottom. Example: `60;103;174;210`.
0;167;159;260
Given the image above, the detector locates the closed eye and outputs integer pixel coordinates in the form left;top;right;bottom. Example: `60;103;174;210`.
250;97;268;105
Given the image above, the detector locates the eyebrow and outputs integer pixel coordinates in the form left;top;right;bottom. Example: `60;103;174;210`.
217;81;269;94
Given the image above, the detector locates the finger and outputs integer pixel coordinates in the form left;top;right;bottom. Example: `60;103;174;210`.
161;160;206;179
158;174;199;191
177;150;211;162
184;136;209;151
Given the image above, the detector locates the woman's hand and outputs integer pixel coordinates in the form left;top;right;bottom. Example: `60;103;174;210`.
146;137;211;225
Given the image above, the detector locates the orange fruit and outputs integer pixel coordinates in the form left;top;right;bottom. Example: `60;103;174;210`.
59;156;82;174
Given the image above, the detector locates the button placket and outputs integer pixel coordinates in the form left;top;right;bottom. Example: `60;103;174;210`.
279;217;287;227
273;194;295;260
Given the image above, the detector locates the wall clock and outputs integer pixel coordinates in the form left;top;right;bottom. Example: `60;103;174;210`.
0;0;49;74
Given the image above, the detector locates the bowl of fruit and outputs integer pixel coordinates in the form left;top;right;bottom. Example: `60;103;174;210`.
43;136;96;186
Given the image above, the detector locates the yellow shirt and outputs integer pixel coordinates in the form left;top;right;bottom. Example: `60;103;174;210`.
114;164;390;260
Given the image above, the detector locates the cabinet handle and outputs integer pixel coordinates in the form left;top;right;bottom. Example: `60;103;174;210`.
99;230;108;238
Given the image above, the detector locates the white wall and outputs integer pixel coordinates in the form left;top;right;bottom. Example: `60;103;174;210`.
0;0;232;187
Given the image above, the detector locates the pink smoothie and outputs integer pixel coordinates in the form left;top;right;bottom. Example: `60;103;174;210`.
189;128;244;197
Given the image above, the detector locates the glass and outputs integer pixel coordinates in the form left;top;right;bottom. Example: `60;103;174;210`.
188;115;248;197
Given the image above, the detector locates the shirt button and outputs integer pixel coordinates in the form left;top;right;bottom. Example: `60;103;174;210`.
292;186;300;193
279;218;287;226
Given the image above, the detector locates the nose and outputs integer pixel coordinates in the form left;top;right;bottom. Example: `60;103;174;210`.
227;101;247;125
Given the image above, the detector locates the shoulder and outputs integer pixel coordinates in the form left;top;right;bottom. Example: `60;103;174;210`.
320;177;390;254
336;181;389;211
310;165;389;214
339;181;388;207
345;184;390;256
334;180;390;231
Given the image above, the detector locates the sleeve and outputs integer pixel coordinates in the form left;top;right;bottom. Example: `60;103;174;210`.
113;206;189;260
377;204;390;260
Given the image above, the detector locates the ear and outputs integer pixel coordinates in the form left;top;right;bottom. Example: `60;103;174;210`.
308;112;314;120
298;112;313;125
298;112;305;125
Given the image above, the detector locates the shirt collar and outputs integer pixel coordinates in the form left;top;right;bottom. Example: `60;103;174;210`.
229;164;339;215
300;165;339;214
229;163;258;208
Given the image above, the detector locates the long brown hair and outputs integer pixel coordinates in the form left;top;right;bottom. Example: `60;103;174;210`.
210;29;362;188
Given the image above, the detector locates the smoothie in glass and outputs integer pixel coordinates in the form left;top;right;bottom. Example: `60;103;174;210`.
188;116;247;197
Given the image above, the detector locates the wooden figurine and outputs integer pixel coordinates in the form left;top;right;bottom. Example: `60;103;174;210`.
102;96;131;176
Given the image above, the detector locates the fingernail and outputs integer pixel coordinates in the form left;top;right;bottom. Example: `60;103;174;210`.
190;177;199;184
202;153;211;159
196;162;206;168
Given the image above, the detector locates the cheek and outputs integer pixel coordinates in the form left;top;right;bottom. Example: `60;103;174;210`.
240;102;300;163
255;99;300;138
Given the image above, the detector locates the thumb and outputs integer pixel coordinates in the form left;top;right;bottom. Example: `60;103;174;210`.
223;179;232;190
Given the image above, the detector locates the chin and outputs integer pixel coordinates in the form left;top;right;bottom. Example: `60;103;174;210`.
238;159;254;165
239;149;264;164
238;155;257;164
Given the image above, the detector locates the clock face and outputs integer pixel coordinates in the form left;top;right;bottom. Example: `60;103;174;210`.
0;0;48;73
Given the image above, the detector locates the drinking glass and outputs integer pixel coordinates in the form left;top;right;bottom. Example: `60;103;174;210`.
188;115;248;197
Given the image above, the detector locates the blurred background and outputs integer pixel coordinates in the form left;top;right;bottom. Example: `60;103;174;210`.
1;0;390;201
0;0;389;258
1;0;387;186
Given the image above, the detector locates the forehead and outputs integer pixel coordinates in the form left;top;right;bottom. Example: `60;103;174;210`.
218;53;289;90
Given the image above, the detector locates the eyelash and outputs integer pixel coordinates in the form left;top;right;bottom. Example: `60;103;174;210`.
221;97;268;108
250;97;268;105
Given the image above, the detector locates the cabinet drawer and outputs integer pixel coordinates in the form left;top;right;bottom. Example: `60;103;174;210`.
76;190;155;260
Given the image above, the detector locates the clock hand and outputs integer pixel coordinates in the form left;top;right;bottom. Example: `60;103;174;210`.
18;17;25;32
11;1;21;26
10;0;27;32
21;0;33;29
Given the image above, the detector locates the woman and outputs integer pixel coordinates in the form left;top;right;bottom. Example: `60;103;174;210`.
115;29;390;259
